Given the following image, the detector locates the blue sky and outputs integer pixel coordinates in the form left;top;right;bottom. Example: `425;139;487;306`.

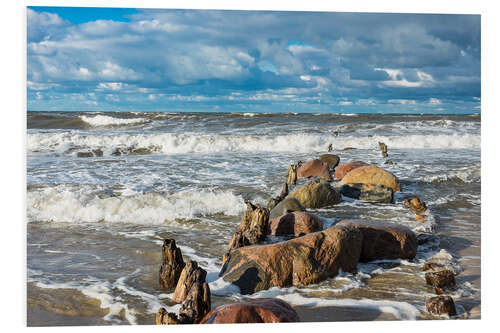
27;7;481;113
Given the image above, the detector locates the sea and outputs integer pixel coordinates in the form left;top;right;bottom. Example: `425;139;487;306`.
26;111;481;325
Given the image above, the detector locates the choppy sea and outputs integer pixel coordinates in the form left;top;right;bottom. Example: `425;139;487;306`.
26;111;481;325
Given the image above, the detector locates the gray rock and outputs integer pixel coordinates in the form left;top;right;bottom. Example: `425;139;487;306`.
339;182;394;203
269;197;305;219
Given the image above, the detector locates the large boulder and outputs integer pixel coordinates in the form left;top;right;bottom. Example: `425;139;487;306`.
339;183;394;203
319;154;340;169
269;197;305;219
269;211;323;236
333;161;368;180
338;165;401;192
288;181;341;209
335;220;417;261
219;225;363;294
297;159;332;181
200;298;300;324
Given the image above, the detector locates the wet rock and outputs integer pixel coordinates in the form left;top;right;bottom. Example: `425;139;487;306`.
328;143;333;152
426;296;457;316
378;142;388;158
338;165;401;192
319;154;340;169
92;149;103;157
403;197;427;215
269;197;305;219
179;282;211;324
287;161;302;185
384;160;393;165
156;308;187;325
423;262;445;271
269;211;323;236
297;159;332;181
425;270;456;289
223;203;270;265
159;239;186;290
339;182;394;203
200;298;300;324
219;225;362;294
288;181;342;209
343;147;356;151
417;233;438;246
333;161;368;180
335;220;417;261
172;261;207;304
77;151;94;158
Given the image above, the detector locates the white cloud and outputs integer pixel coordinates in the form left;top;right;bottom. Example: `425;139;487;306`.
429;98;442;105
97;82;125;91
374;68;434;88
388;99;416;105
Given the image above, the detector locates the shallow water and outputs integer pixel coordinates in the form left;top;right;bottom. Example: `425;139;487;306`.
26;111;481;325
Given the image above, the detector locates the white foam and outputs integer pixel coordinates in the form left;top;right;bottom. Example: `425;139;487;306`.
80;115;150;127
27;132;481;155
27;185;246;224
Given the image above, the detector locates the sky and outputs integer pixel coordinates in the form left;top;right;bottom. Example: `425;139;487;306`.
26;6;481;113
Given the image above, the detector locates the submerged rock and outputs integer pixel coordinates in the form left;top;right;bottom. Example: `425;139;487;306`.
339;182;394;203
269;211;323;236
426;296;457;316
319;154;340;169
288;181;341;209
269;197;305;219
403;197;427;215
159;239;185;290
200;298;300;324
338;165;401;192
425;270;456;289
333;161;368;180
172;261;207;304
219;225;362;294
378;141;388;158
297;159;332;181
335;220;417;261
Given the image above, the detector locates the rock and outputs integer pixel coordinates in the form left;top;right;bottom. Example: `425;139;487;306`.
426;296;457;316
333;161;368;180
159;239;186;290
335;220;417;262
287;161;302;185
319;154;340;169
269;197;305;219
288;181;342;209
343;147;356;151
156;308;186;325
178;282;211;324
338;165;401;192
77;151;94;158
269;211;323;236
378;142;388;158
297;159;332;181
219;225;362;294
384;160;393;165
222;202;270;266
425;270;456;289
200;298;300;324
423;262;445;271
339;183;394;203
172;261;207;303
328;143;333;152
92;149;103;157
403;197;427;215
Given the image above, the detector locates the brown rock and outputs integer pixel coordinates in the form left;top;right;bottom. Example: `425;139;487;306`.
288;181;342;209
425;270;456;289
269;211;323;236
426;296;457;316
297;159;332;181
403;197;427;215
343;147;356;151
172;261;207;303
335;220;417;262
159;239;185;290
378;142;388;158
423;262;445;271
333;161;368;180
338;165;401;192
319;154;340;169
200;298;300;324
219;225;363;294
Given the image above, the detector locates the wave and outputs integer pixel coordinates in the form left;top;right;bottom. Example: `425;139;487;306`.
27;185;246;224
420;167;481;184
80;115;150;127
27;132;481;155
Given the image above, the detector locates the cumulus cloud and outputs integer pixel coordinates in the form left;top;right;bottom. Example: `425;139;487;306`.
26;8;481;113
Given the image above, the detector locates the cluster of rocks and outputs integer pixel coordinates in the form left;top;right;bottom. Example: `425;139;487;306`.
155;143;458;323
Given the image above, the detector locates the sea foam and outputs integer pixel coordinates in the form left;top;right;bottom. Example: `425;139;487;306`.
80;115;150;127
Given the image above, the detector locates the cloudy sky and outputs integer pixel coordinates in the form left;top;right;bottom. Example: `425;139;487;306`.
27;7;481;113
